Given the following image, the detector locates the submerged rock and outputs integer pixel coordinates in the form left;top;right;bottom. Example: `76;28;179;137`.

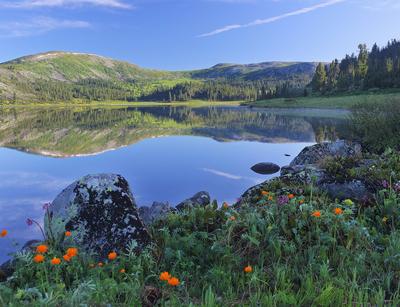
44;174;150;259
176;191;210;211
250;162;280;175
138;202;175;226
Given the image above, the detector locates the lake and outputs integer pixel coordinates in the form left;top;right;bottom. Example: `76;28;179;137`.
0;105;348;262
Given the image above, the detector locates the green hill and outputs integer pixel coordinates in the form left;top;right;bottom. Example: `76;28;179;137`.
0;51;317;103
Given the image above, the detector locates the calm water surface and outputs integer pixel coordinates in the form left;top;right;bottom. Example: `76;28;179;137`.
0;105;348;261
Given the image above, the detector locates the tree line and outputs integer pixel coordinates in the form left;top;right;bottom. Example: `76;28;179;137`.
311;39;400;93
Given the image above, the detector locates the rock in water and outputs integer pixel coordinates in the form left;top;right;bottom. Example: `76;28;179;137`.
44;174;150;258
176;191;210;211
250;162;280;175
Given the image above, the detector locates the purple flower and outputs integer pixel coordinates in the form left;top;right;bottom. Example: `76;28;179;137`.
26;218;33;226
382;180;389;189
394;182;400;193
277;195;289;205
42;202;51;211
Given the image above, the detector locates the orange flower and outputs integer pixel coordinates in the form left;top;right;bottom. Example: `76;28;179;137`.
299;199;305;205
311;211;321;218
98;262;104;267
334;208;343;215
33;254;45;263
288;194;295;199
261;191;269;196
119;268;126;273
244;265;253;273
268;196;273;201
36;244;48;254
63;254;71;262
51;257;61;265
0;229;7;237
65;231;72;237
168;277;180;286
229;216;236;221
159;271;171;281
223;202;229;209
108;251;117;260
66;247;78;257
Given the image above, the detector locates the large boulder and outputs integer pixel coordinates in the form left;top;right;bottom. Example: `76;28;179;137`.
251;162;280;175
176;191;210;211
290;140;362;166
44;174;150;259
138;202;175;226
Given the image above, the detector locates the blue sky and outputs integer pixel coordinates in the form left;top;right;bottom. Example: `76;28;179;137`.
0;0;399;70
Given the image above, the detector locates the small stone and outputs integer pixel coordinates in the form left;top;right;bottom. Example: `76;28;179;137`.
251;162;280;175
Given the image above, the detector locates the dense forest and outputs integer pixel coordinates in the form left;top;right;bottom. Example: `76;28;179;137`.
311;40;400;94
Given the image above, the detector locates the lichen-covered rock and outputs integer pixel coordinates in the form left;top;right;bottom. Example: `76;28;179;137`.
321;180;373;203
290;140;362;166
44;174;150;259
251;162;280;175
280;165;326;185
138;202;175;226
176;191;210;211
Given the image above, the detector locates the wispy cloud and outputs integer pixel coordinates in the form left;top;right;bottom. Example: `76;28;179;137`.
0;0;132;9
202;168;263;184
0;17;90;37
199;0;346;37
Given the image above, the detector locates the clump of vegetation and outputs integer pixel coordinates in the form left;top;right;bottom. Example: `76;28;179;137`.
321;155;360;183
2;180;400;305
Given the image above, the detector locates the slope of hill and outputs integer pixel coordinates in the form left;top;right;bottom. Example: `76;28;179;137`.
0;51;317;103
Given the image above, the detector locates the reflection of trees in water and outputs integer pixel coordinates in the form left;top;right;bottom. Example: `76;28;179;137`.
0;106;345;154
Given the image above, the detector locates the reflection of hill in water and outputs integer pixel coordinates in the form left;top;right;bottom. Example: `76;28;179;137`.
0;106;346;157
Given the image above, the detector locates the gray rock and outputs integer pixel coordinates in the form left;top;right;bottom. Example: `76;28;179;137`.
176;191;210;211
280;165;326;185
251;162;280;175
138;202;175;226
322;180;373;202
290;140;362;166
44;174;150;259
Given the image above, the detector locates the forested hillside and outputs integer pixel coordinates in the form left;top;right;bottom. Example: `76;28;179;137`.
0;51;317;103
311;40;400;94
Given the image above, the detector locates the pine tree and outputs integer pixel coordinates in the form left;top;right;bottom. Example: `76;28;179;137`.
312;63;327;92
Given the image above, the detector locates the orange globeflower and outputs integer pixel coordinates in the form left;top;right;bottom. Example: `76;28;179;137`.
159;271;171;281
244;265;253;273
288;194;295;199
36;244;48;254
299;199;305;205
261;191;269;196
66;247;78;257
98;262;104;267
334;208;343;215
268;196;273;201
119;268;126;273
108;252;117;260
0;229;7;237
63;254;71;262
51;257;61;265
168;277;180;286
33;254;45;263
312;211;322;218
65;231;72;237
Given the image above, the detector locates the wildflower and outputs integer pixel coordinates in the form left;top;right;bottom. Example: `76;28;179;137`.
66;247;78;257
343;199;354;206
382;180;389;189
65;231;72;237
299;199;305;205
277;195;289;205
223;202;229;209
33;254;45;263
159;271;171;281
334;208;343;215
120;268;126;273
168;277;180;286
108;251;117;260
311;211;321;218
261;191;269;196
244;265;253;273
229;216;236;221
268;196;273;201
51;257;61;265
288;194;295;199
26;218;33;226
63;254;71;262
36;244;48;254
42;203;51;211
98;262;104;267
0;229;7;238
382;217;389;223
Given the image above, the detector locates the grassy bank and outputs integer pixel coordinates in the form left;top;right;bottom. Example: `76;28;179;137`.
246;91;400;109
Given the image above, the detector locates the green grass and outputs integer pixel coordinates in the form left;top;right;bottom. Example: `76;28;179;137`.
246;91;400;109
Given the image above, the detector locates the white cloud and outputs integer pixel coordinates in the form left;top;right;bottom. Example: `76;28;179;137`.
199;0;346;37
0;0;132;9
